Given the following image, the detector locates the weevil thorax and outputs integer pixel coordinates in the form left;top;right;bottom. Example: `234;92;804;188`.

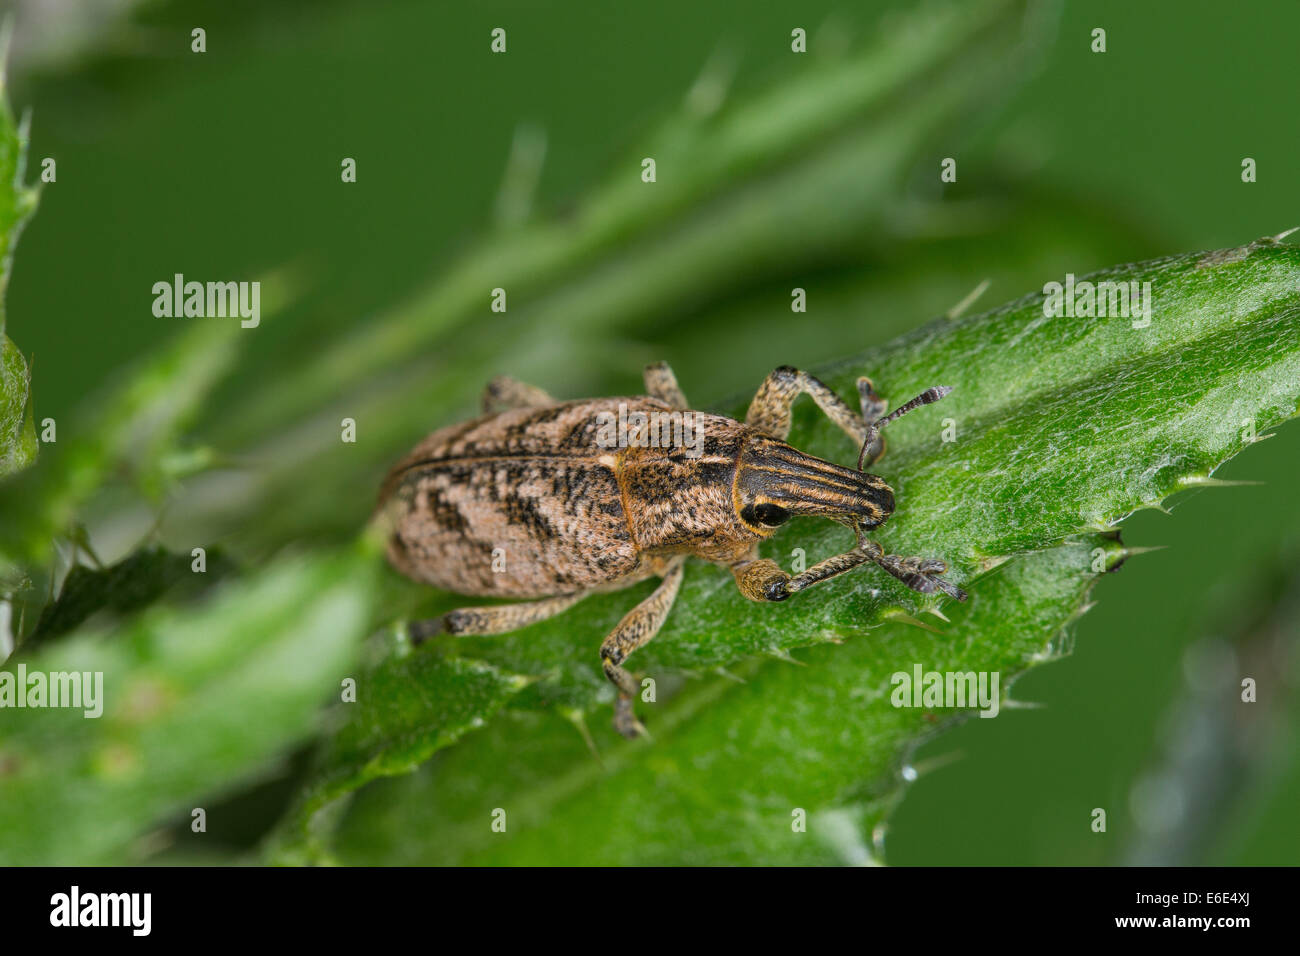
617;412;758;562
734;433;895;536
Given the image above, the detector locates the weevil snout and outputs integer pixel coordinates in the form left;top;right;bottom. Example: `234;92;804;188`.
736;436;894;533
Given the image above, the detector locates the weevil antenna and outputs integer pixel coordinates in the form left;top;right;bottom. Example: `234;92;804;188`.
856;386;953;471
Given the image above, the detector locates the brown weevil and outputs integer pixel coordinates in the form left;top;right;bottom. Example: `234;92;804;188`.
377;363;965;738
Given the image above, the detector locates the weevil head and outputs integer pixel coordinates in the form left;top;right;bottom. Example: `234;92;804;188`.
734;434;894;536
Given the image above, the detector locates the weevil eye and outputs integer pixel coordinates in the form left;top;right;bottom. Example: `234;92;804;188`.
742;502;791;528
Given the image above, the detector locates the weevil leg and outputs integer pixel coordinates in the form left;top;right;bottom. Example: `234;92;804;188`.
732;544;878;602
746;366;888;462
408;591;588;644
857;377;889;423
643;361;689;409
600;558;686;738
789;543;882;593
731;540;966;603
481;375;556;414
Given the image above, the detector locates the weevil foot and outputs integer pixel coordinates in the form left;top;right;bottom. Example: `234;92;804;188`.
856;376;888;421
613;695;648;739
930;577;968;602
856;377;888;465
877;553;968;602
407;608;474;644
598;562;685;741
408;616;448;645
481;375;555;413
408;593;589;646
605;656;649;738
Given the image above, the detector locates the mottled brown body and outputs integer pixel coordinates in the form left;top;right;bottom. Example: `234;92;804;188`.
378;363;965;738
382;399;652;598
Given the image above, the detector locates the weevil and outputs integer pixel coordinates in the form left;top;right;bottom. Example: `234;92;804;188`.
377;363;965;738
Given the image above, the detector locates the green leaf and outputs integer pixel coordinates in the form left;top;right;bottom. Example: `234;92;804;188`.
0;313;247;653
292;235;1300;864
0;542;381;865
0;333;35;478
268;649;533;864
0;28;39;481
27;545;237;645
442;236;1300;713
0;317;245;568
330;537;1115;864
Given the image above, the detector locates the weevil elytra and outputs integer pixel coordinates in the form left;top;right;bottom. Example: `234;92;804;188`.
377;363;965;738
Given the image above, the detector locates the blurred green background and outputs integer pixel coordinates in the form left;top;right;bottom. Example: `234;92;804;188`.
3;0;1298;863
